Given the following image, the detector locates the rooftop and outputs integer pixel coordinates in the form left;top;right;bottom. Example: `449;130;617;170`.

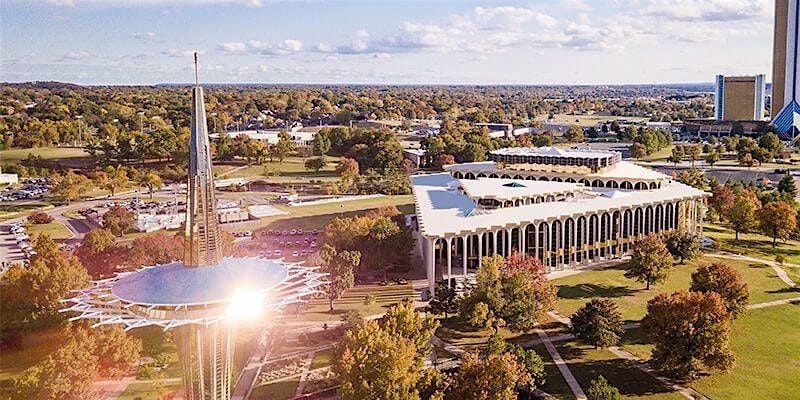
458;178;585;202
445;160;669;181
490;146;617;159
411;172;705;239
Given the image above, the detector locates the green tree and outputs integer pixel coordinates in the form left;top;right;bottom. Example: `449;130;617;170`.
777;174;797;200
304;156;327;172
51;170;93;204
138;170;163;199
725;190;760;240
445;352;529;400
642;291;735;379
312;128;332;156
667;146;683;165
704;150;720;167
570;298;624;348
586;375;622;400
687;145;701;166
102;165;129;196
565;125;585;142
757;201;797;247
333;319;427;400
663;230;701;264
381;299;439;364
629;142;647;159
426;282;458;319
738;152;755;169
625;234;673;290
319;244;360;312
690;263;750;318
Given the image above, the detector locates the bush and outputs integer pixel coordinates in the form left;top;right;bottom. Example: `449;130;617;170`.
363;294;377;305
587;375;622;400
28;212;54;224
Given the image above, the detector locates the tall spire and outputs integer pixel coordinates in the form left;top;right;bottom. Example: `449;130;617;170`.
184;52;223;267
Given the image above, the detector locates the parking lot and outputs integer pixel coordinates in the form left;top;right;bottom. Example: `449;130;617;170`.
248;228;320;261
0;179;50;202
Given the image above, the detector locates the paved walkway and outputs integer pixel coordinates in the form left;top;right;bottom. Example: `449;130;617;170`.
535;328;587;400
294;351;316;397
707;252;797;287
607;346;706;400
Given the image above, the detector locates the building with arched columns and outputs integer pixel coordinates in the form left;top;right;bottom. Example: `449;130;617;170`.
411;147;707;295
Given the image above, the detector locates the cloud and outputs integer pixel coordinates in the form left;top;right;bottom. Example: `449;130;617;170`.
33;0;264;7
218;39;303;55
642;0;769;22
59;50;91;61
133;31;156;40
162;48;201;58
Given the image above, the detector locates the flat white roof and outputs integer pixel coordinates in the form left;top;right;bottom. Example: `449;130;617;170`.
444;160;669;181
411;172;705;239
459;178;585;202
490;146;616;159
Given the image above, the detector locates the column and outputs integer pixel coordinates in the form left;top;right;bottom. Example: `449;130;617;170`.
532;223;538;261
462;236;468;276
584;217;590;263
424;237;435;295
446;237;452;287
572;219;578;267
506;228;512;256
521;224;527;255
698;199;704;238
493;230;498;256
478;233;483;268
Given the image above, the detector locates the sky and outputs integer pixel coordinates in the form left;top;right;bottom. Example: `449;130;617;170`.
0;0;777;85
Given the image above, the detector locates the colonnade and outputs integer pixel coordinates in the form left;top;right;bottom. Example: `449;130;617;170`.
451;170;663;191
422;199;703;294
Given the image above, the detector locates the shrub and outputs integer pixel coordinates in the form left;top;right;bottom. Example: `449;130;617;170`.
28;212;54;224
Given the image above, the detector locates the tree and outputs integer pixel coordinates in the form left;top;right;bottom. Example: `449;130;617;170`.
102;165;129;196
667;146;683;165
446;352;529;400
92;325;143;377
709;184;734;217
629;142;647;159
434;153;456;169
50;170;93;204
103;205;136;236
304;156;327;172
570;299;624;348
738;153;755;169
336;157;360;180
757;200;797;247
777;174;797;199
565;125;585;143
704;150;720;167
28;211;54;224
586;375;622;400
690;263;750;318
76;228;125;278
514;346;546;390
642;291;735;379
725;190;760;240
138;170;163;199
320;244;360;312
687;145;701;166
333;319;428;400
126;231;185;267
381;299;439;363
663;230;701;264
426;282;458;319
625;234;673;290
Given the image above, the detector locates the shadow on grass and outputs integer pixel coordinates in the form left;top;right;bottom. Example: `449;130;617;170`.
568;358;675;398
766;286;800;294
557;283;640;300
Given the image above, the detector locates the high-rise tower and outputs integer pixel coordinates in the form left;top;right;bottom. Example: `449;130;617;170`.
185;53;223;266
771;0;800;138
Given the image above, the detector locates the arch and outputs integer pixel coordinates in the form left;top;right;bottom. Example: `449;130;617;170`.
605;180;615;188
551;220;562;268
501;174;511;179
576;216;587;263
649;182;658;190
489;173;499;178
655;203;664;232
538;176;549;181
592;179;604;187
565;178;576;183
588;214;599;260
633;207;643;236
564;218;575;264
665;202;674;230
553;177;563;182
465;172;476;179
644;206;654;234
546;195;555;202
513;175;523;180
476;172;487;178
621;181;633;190
635;182;647;190
609;181;619;188
515;199;523;206
525;175;536;180
452;171;464;179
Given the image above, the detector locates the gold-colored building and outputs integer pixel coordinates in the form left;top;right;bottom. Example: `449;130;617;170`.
772;0;788;120
714;75;766;121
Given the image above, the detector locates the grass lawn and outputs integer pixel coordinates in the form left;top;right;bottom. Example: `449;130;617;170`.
689;304;800;400
249;378;300;400
310;348;333;370
289;283;416;323
552;256;799;323
213;156;339;180
252;195;414;232
0;202;53;221
704;222;800;265
117;381;181;400
532;343;577;400
0;326;66;396
554;340;683;400
534;114;649;128
25;221;72;240
0;146;90;164
641;145;674;162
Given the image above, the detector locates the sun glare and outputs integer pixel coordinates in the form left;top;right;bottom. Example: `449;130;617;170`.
227;289;266;321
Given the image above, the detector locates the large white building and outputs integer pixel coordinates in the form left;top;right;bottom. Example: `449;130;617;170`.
411;147;707;294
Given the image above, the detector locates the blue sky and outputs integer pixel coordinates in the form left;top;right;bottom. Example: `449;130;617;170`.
0;0;775;85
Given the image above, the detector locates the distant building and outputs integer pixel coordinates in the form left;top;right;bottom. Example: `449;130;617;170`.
772;0;800;137
403;148;429;168
211;129;316;146
714;74;766;121
0;168;18;185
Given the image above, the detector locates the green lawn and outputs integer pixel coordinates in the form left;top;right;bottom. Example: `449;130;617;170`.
551;256;798;323
117;381;181;400
554;340;683;400
291;283;416;323
25;221;72;240
212;156;339;180
704;222;800;266
0;326;66;396
249;378;300;400
310;348;333;370
534;114;649;128
0;146;90;164
640;145;674;162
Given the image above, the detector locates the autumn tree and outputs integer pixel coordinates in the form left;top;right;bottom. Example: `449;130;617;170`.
50;170;93;204
642;291;735;379
687;145;701;166
103;205;136;236
625;234;673;289
757;200;797;247
320;244;360;312
75;228;126;278
570;298;624;348
629;143;647;159
434;153;456;169
663;230;701;264
426;281;459;319
336;157;360;180
381;299;439;364
126;231;185;267
446;352;529;400
586;375;622;400
101;165;130;196
690;263;750;318
739;153;755;169
725;190;760;240
708;184;734;217
564;125;585;143
138;170;164;199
